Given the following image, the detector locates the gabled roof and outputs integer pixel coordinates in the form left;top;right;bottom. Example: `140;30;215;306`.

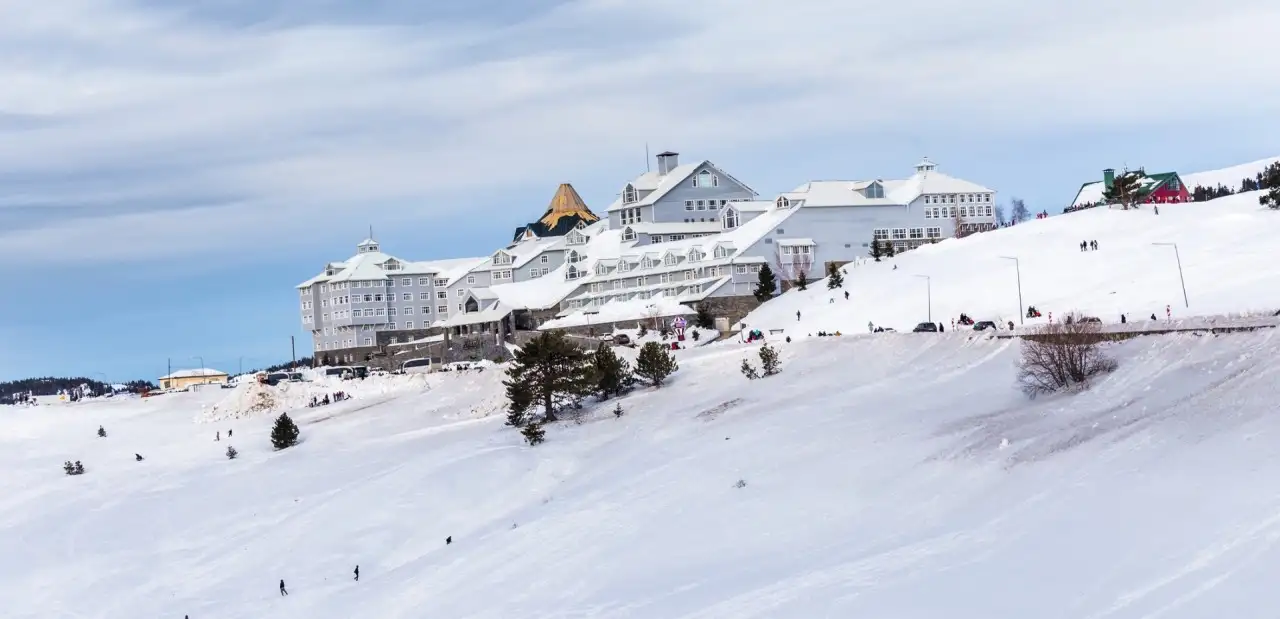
784;160;994;208
606;160;758;212
1071;170;1182;207
160;368;227;380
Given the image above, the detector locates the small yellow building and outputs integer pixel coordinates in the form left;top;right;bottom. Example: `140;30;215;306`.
159;368;229;390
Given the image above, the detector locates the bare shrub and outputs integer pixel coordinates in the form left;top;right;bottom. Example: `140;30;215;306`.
1017;315;1118;397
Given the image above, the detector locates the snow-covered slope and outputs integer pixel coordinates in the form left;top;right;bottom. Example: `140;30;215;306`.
4;330;1280;617
741;190;1280;336
1183;156;1280;190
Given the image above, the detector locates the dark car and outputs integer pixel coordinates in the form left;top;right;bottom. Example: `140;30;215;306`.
1079;316;1102;323
973;321;998;331
912;322;938;333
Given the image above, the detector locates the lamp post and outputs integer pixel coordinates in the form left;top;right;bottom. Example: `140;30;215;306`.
914;274;932;322
999;256;1024;324
1151;242;1189;308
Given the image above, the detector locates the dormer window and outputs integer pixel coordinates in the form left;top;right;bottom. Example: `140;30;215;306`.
622;227;636;242
693;170;718;188
722;207;739;230
595;263;609;275
663;254;678;266
565;265;584;280
714;244;733;258
776;197;790;209
567;250;583;264
623;184;637;204
688;249;704;263
864;181;885;199
492;251;512;266
566;229;586;245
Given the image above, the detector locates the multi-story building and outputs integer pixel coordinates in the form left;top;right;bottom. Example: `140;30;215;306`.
297;152;998;362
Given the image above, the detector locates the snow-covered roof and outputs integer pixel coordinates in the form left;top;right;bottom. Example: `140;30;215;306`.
478;238;565;272
627;221;724;235
729;200;773;213
784;161;994;208
539;297;697;330
606;160;757;213
297;243;487;288
437;301;514;328
160;368;228;380
776;238;816;246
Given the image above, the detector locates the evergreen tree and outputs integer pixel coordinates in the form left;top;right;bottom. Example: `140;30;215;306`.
520;421;546;446
753;264;778;302
97;426;106;438
883;240;896;258
613;402;624;418
502;331;593;423
73;461;85;475
505;374;534;427
63;461;75;475
795;270;809;291
740;358;759;380
759;343;782;376
226;446;238;459
826;262;844;289
693;303;715;329
270;412;300;450
591;343;634;401
1258;162;1280;209
870;236;883;261
634;341;678;387
1103;171;1143;209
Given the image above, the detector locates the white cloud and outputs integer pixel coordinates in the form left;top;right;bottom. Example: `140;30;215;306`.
2;0;1278;264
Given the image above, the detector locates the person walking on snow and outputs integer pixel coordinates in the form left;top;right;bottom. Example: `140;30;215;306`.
215;431;220;441
796;310;801;321
354;565;359;581
868;321;874;333
280;580;288;596
844;291;850;300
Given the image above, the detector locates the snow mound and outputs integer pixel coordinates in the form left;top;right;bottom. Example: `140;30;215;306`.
199;374;437;422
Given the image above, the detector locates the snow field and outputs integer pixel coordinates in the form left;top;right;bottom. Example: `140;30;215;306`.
4;329;1280;617
742;190;1280;338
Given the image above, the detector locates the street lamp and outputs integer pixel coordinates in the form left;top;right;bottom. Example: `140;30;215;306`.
999;256;1024;324
1151;242;1189;308
914;274;932;322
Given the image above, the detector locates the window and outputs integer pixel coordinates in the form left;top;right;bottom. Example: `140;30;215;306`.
735;265;749;274
363;309;374;317
620;207;642;225
635;277;645;287
685;200;694;211
927;227;942;238
437;305;448;314
418;292;428;300
664;254;677;266
723;208;739;229
363;338;372;346
984;205;993;217
404;307;414;315
539;254;549;264
363;294;373;302
405;321;414;329
422;306;431;314
467;274;477;284
434;279;447;287
670;234;685;241
375;308;385;316
623;184;637;204
387;279;394;288
652;235;663;243
719;199;728;206
776;197;790;209
436;291;446;300
694;170;718;188
909;228;924;239
494;270;512;280
891;228;907;240
529;268;540;278
374;294;383;302
865;182;884;199
399;293;409;301
418;277;430;286
622;227;637;242
388;307;397;316
949;195;957;203
566;265;584;280
457;304;463;311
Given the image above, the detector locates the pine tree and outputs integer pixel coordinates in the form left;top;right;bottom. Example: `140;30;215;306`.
753;264;778;302
740;358;759;380
97;426;106;438
634;341;678;387
826;262;844;289
73;461;85;475
226;446;238;459
613;402;624;418
63;461;75;475
1103;171;1143;209
759;343;781;376
795;270;809;291
502;331;593;423
1258;162;1280;209
637;323;648;338
693;303;715;329
520;421;546;446
591;343;634;400
870;236;883;261
884;240;896;258
269;412;300;450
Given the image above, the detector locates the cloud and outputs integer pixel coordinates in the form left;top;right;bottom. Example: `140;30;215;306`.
2;0;1278;264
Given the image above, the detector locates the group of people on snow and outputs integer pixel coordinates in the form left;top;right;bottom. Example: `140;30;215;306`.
1079;239;1100;251
308;392;350;408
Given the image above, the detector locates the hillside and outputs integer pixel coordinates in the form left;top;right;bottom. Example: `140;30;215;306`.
3;330;1280;617
741;190;1280;336
1183;156;1280;190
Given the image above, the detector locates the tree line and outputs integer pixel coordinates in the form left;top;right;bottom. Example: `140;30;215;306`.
1;377;157;404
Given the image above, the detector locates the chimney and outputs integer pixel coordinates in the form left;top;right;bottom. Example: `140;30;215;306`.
1103;168;1115;191
656;151;679;176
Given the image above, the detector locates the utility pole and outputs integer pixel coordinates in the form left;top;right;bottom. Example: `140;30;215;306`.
1000;256;1024;324
291;336;297;370
1152;242;1189;308
914;275;932;322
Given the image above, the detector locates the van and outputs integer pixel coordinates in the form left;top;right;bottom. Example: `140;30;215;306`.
402;358;434;374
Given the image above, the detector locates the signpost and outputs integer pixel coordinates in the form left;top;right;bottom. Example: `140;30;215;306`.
672;316;688;341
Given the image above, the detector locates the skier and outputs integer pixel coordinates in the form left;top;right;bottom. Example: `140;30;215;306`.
280;580;288;596
354;565;359;581
446;536;452;545
1120;314;1126;324
135;454;144;462
1154;205;1159;215
228;429;232;438
939;323;944;332
1150;313;1158;321
796;310;801;322
892;264;898;270
844;291;850;300
1080;240;1086;252
215;431;220;442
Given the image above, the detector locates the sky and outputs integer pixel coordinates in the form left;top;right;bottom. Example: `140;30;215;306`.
2;0;1280;382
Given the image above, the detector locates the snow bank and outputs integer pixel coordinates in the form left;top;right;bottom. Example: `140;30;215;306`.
1182;155;1280;190
198;373;434;422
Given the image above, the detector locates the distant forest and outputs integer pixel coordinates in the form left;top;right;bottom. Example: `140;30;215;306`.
1;378;157;404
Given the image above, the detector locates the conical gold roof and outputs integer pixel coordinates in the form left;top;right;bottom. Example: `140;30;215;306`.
538;183;599;230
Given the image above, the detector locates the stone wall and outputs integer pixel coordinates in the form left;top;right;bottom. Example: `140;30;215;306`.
698;295;761;329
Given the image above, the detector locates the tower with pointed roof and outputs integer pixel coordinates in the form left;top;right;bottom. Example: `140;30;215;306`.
512;183;601;242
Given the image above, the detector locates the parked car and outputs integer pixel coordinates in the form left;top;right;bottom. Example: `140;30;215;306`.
1079;316;1102;323
401;358;433;374
613;333;632;346
912;322;938;333
973;321;998;331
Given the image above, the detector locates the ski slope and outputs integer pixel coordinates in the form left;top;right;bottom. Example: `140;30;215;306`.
4;329;1280;618
741;190;1280;337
